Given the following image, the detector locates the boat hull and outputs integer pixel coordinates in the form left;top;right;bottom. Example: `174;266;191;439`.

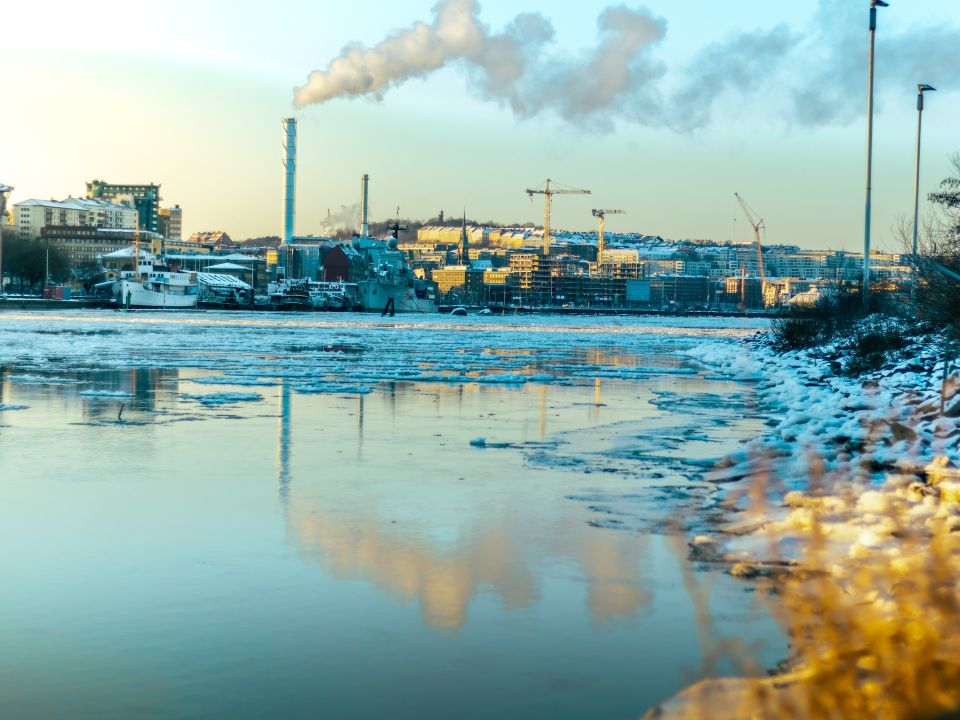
116;279;198;309
358;280;437;314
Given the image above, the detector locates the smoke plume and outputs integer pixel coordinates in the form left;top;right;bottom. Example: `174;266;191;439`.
318;204;361;238
294;0;959;132
790;0;960;127
294;0;670;130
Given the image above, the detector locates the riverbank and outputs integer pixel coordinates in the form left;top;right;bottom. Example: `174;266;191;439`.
0;296;110;310
644;318;960;718
1;295;777;318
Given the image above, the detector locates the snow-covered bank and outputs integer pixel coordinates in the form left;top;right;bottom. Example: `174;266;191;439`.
644;321;960;719
679;319;960;568
686;322;959;485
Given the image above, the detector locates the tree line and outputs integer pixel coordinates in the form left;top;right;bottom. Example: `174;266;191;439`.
1;235;69;292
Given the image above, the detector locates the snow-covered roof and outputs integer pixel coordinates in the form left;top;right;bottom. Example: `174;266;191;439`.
204;262;250;271
196;273;251;289
101;246;151;259
15;197;133;213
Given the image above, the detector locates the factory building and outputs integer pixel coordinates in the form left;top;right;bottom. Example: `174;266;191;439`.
85;180;162;232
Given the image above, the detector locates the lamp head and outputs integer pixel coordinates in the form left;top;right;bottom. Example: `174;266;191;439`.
919;84;937;93
873;0;889;6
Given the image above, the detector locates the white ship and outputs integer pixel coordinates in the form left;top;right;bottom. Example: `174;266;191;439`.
97;247;199;309
354;237;437;314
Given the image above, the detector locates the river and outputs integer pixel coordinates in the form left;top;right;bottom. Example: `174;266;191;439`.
0;310;782;719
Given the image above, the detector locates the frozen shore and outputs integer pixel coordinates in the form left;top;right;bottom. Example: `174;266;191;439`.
644;319;960;719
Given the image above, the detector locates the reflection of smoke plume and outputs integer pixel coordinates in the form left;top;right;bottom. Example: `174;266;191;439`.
295;0;959;132
792;1;960;126
319;203;360;237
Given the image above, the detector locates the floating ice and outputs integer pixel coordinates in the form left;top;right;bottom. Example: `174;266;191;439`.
181;392;263;407
294;383;373;395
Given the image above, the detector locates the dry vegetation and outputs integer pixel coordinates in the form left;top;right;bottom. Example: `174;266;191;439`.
647;157;960;718
646;458;960;720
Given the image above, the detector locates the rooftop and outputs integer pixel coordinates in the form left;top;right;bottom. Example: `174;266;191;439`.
15;197;135;213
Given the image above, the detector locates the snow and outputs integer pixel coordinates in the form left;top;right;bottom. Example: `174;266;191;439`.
685;318;960;571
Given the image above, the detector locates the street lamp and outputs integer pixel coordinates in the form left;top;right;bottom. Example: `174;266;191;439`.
863;0;889;307
0;184;12;294
911;83;936;283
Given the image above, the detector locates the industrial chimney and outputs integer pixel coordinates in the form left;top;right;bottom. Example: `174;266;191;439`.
359;174;369;237
281;118;297;250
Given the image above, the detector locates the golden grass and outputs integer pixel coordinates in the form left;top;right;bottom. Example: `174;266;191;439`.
648;459;960;720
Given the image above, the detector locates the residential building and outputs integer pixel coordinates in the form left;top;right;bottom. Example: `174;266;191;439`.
158;205;183;240
85;180;162;233
14;198;137;240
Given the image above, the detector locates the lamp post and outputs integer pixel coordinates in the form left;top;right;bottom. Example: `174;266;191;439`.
911;83;936;288
863;0;888;307
0;184;12;295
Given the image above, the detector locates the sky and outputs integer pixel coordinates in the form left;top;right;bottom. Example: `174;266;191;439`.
1;0;958;251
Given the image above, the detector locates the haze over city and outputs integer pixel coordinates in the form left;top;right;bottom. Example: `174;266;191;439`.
3;0;958;249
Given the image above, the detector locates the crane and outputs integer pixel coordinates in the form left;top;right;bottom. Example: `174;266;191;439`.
734;192;767;299
526;179;591;255
591;209;625;266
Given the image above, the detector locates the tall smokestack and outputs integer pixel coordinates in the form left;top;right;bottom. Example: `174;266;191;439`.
360;174;369;237
282;118;297;247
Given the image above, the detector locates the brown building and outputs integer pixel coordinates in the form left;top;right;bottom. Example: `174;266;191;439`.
323;243;365;282
41;226;156;266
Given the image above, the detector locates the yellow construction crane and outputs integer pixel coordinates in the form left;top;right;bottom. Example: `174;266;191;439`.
591;209;625;265
526;179;591;255
734;192;767;294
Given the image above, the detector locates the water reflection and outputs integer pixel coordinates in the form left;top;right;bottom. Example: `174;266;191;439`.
286;502;654;632
0;366;178;420
277;380;292;502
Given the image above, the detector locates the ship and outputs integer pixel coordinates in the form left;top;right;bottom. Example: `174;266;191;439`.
267;278;359;311
95;247;199;309
354;236;437;314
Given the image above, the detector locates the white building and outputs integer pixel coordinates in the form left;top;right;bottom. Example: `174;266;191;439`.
14;197;138;240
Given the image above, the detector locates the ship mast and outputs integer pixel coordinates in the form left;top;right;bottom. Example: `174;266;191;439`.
134;222;141;277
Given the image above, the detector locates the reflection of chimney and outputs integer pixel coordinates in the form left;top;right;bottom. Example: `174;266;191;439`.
282;118;297;247
359;174;369;237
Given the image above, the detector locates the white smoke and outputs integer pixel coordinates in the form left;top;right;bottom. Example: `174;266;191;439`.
294;0;552;106
294;0;959;132
294;0;668;130
790;0;960;127
318;204;361;237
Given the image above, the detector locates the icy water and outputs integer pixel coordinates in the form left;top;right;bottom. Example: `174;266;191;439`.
0;310;781;719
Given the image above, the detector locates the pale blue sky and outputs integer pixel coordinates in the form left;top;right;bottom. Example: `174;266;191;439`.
2;1;958;250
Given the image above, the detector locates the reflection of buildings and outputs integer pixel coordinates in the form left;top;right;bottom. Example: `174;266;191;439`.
80;368;178;419
273;375;656;634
